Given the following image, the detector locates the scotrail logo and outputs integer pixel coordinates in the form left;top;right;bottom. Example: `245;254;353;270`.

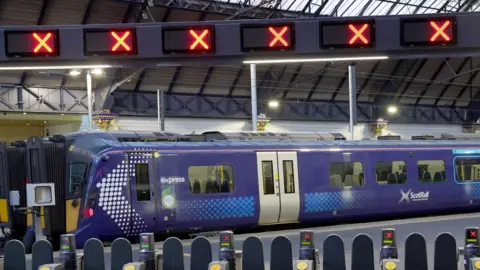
399;189;430;203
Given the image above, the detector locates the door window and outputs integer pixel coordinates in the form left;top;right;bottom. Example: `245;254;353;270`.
283;160;295;193
262;161;275;195
135;163;151;201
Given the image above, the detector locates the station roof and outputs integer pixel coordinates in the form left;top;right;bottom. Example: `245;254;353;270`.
0;0;478;117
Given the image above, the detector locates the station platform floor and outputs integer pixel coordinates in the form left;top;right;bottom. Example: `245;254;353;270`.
27;212;480;270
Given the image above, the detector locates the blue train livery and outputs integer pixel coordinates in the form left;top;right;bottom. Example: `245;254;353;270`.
6;131;480;248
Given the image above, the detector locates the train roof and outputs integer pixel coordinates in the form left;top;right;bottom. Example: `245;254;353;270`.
63;131;480;156
108;139;480;148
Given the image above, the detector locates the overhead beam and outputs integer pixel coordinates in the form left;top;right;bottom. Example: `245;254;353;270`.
434;57;470;106
228;67;245;97
373;59;421;105
395;59;428;103
198;67;214;95
282;64;302;100
305;63;333;102
414;58;449;105
110;90;468;124
119;0;311;19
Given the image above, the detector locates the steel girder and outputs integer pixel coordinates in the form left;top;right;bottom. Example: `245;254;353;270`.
118;0;317;19
111;91;467;124
0;85;88;113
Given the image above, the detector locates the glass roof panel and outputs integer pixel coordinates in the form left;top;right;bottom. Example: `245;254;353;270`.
217;0;478;16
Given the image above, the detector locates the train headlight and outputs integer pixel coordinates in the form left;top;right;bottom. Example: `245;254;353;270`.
385;261;396;270
210;264;221;270
296;262;308;270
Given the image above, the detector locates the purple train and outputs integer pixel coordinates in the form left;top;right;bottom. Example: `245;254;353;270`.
14;131;480;248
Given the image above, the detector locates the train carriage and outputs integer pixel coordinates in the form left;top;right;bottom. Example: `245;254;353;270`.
4;130;480;249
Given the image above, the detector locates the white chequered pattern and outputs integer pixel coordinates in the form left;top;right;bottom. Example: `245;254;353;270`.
96;150;153;236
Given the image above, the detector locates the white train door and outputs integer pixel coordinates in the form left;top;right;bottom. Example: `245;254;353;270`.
256;151;300;225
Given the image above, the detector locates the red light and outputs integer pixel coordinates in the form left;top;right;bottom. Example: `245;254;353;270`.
268;26;289;47
430;20;451;42
111;31;131;52
189;29;210;50
223;235;229;241
470;230;477;238
84;208;94;217
32;32;53;53
348;24;369;45
385;232;393;239
304;233;311;240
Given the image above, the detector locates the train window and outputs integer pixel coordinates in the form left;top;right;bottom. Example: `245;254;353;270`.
376;161;407;185
417;160;446;183
455;157;480;182
329;162;364;187
283;160;295;193
69;162;88;194
262;161;275;195
134;163;151;201
188;165;234;194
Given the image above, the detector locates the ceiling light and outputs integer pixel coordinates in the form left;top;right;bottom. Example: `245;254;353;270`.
69;70;81;76
268;100;279;108
91;68;104;75
387;106;398;114
243;55;389;64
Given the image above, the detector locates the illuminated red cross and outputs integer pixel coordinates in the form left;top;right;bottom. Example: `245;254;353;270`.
111;31;131;51
269;26;289;47
304;234;311;240
470;231;477;238
63;238;69;244
385;232;393;239
223;235;229;241
33;32;53;53
189;30;209;50
430;21;451;42
348;24;369;45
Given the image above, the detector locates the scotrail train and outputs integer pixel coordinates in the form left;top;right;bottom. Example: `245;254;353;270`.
1;130;480;249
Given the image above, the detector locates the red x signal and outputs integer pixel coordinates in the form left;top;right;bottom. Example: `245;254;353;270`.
32;32;53;53
385;232;393;239
304;234;311;240
430;20;451;42
111;31;131;52
269;26;289;47
470;231;477;238
348;24;370;45
189;29;210;50
223;235;229;241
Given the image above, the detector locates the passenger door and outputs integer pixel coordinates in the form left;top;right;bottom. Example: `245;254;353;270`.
256;151;300;225
128;153;157;235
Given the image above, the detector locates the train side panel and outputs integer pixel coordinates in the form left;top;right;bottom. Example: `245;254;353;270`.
155;150;260;232
297;148;480;225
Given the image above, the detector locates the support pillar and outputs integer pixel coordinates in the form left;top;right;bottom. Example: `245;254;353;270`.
250;64;257;131
348;65;357;140
86;71;93;131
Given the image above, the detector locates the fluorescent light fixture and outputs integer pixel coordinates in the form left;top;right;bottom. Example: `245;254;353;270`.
0;64;111;71
268;100;279;108
243;56;389;64
387;106;398;114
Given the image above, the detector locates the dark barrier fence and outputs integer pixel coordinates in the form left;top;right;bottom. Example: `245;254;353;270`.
2;227;478;270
